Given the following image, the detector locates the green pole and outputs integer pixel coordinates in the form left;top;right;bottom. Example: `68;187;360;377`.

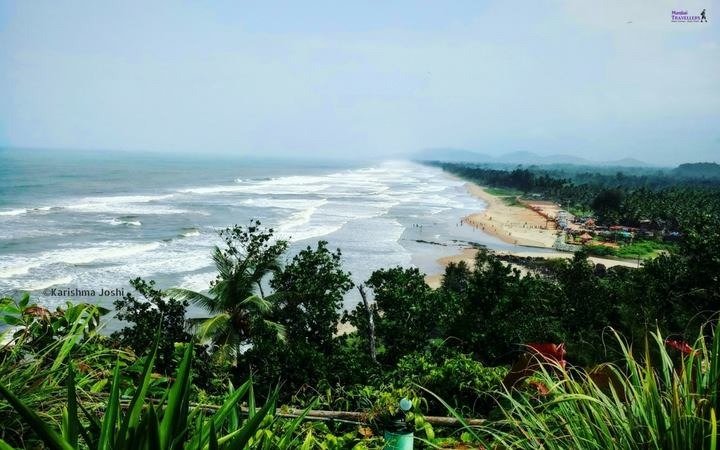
384;398;414;450
384;430;414;449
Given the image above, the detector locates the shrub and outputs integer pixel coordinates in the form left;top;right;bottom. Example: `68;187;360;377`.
393;350;507;415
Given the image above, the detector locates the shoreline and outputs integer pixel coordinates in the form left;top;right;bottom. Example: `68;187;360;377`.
462;183;558;248
424;183;640;288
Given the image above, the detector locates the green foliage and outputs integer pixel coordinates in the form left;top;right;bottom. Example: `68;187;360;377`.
110;278;227;393
1;294;107;349
434;161;720;229
450;249;568;362
585;243;618;257
585;239;675;260
111;278;192;375
271;241;354;351
614;240;674;259
345;267;456;365
591;188;624;224
439;326;720;449
0;298;123;447
673;162;720;179
364;387;434;440
247;241;358;394
0;339;311;449
484;187;521;196
441;260;471;295
393;349;507;415
168;221;288;368
3;202;720;448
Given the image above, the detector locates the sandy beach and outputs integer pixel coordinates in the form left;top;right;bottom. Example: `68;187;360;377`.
424;184;640;288
463;183;558;248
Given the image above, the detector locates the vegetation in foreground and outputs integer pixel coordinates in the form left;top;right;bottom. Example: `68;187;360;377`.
2;297;719;449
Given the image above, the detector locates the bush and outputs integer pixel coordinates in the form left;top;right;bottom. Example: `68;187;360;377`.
393;349;507;415
585;244;617;257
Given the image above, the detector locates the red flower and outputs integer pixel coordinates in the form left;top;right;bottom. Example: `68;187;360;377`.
527;343;566;369
665;339;695;355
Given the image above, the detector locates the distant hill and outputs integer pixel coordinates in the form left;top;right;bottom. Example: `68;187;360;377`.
672;162;720;179
413;148;494;163
415;149;649;167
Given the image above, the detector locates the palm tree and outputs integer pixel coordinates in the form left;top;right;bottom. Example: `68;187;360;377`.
168;221;288;366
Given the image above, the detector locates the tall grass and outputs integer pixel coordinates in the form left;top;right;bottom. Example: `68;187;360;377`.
0;297;313;449
0;339;314;449
0;301;122;445
430;326;720;449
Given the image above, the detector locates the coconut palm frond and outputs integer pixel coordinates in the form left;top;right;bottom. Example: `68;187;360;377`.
212;336;240;365
196;313;231;343
165;288;220;313
240;294;273;315
263;291;283;304
212;246;236;280
263;319;287;342
266;257;285;274
213;278;255;310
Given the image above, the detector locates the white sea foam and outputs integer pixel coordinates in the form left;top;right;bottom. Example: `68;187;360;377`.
241;198;326;210
67;194;183;215
1;195;179;218
0;242;162;279
276;200;333;241
286;201;324;226
179;183;331;196
101;218;142;226
26;276;74;291
0;208;27;216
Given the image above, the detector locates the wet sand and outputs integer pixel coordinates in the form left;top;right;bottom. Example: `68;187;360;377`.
463;183;558;248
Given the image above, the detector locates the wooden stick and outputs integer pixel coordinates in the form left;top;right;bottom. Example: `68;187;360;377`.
117;398;485;426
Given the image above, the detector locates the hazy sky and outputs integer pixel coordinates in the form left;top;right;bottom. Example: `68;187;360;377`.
1;1;718;164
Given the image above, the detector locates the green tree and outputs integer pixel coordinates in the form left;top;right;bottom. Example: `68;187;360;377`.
249;242;354;391
348;267;444;365
591;188;624;224
111;278;191;375
442;260;471;295
168;221;288;368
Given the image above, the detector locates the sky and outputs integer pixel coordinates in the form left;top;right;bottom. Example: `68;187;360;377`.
0;0;718;165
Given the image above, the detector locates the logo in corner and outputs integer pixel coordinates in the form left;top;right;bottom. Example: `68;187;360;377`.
671;9;708;22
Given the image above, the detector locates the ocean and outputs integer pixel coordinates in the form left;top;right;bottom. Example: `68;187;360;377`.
0;148;516;320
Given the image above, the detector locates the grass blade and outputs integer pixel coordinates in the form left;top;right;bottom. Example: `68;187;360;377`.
61;364;79;447
0;382;74;450
118;347;157;448
98;361;122;450
0;438;17;450
159;342;194;449
219;388;279;450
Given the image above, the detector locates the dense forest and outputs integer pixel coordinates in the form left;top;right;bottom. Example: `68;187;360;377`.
2;163;720;447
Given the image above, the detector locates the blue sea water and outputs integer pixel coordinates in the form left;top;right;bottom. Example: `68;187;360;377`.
0;148;515;318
